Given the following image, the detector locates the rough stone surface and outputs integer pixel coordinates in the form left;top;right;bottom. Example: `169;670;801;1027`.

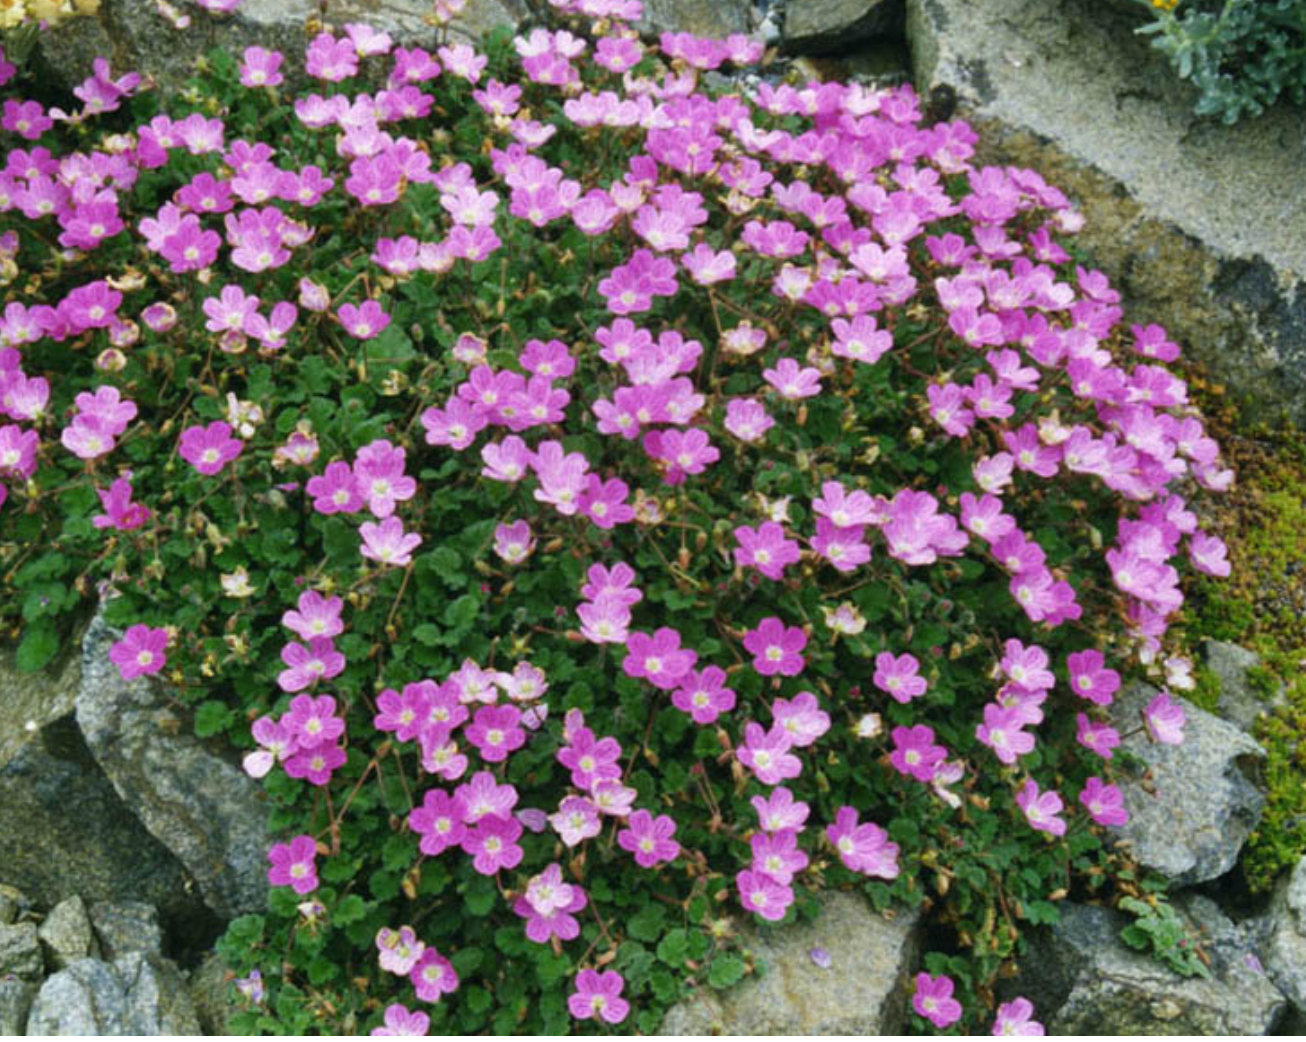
1113;682;1264;886
1202;639;1285;733
637;0;753;39
1018;900;1284;1034
0;883;27;926
784;0;902;55
189;951;237;1036
0;921;44;982
1259;855;1306;1021
0;978;37;1036
39;895;98;971
26;952;201;1036
89;901;164;961
0;633;193;917
906;0;1306;425
76;608;270;921
660;890;922;1034
40;0;529;94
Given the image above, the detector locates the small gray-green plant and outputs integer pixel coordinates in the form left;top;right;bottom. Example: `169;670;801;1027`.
1119;895;1211;978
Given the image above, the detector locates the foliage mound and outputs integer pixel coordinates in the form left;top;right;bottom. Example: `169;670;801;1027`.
0;0;1237;1033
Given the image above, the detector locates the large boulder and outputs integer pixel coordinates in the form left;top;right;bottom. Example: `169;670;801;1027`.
906;0;1306;425
1259;855;1306;1026
89;901;164;962
76;609;271;921
0;921;43;982
38;895;98;972
1201;639;1285;734
784;0;903;55
1018;899;1285;1034
637;0;754;39
1113;682;1264;886
0;979;37;1036
0;635;195;918
39;0;530;94
660;890;922;1034
26;952;202;1036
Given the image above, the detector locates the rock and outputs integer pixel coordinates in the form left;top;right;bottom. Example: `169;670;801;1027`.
1201;640;1285;733
40;0;529;94
0;921;43;982
26;953;201;1035
660;890;922;1034
637;0;754;39
89;901;164;961
1112;682;1264;886
38;895;98;971
0;883;27;926
189;951;238;1036
905;0;1306;425
0;978;37;1036
784;0;902;55
75;608;270;921
1259;855;1306;1022
1018;900;1284;1034
0;633;195;918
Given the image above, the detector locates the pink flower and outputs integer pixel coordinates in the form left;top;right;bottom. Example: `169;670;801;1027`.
277;638;346;693
568;969;629;1025
733;521;801;580
307;461;365;515
771;692;830;747
466;704;525;763
281;590;344;641
622;628;697;690
762;357;822;400
1079;777;1129;827
872;652;928;703
557;726;622;791
976;704;1035;765
409;949;459;1003
93;477;151;531
1075;713;1120;760
408;788;466;855
743;617;807;677
338;300;391;340
514;868;587;944
461;814;523;875
372;1003;430;1036
359;517;422;566
617;809;680;868
737;722;802;786
178;421;243;476
913;973;962;1029
1000;639;1054;691
724;398;775;442
1016;779;1067;836
376;927;425;975
239;46;284;88
282;742;347;786
108;624;168;680
267;834;318;894
493;519;534;564
992;997;1045;1036
353;439;416;518
826;806;899;878
1144;691;1186;745
889;725;947;783
1066;649;1120;706
1189;531;1231;577
283;693;344;748
670;666;736;724
749;828;809;885
736;868;794;922
752;787;810;833
550;796;601;847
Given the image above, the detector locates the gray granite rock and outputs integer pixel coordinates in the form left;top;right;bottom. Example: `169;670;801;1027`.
0;921;43;982
89;901;163;961
0;883;27;926
906;0;1306;426
0;632;194;917
1019;900;1284;1034
40;0;529;94
637;0;754;39
660;890;921;1034
188;951;238;1036
75;608;270;921
39;895;98;971
26;952;201;1036
1202;639;1285;734
1259;855;1306;1022
1113;682;1264;886
784;0;902;55
0;978;37;1036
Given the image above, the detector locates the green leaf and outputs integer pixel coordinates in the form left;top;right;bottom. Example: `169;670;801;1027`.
708;953;746;990
442;594;481;629
194;700;234;738
655;928;688;966
334;894;367;925
464;876;496;917
412;623;441;646
627;904;665;943
15;622;58;673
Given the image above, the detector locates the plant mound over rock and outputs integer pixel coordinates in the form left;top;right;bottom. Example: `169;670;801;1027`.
0;0;1236;1032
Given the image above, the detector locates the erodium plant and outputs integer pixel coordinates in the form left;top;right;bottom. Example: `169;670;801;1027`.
0;0;1234;1033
